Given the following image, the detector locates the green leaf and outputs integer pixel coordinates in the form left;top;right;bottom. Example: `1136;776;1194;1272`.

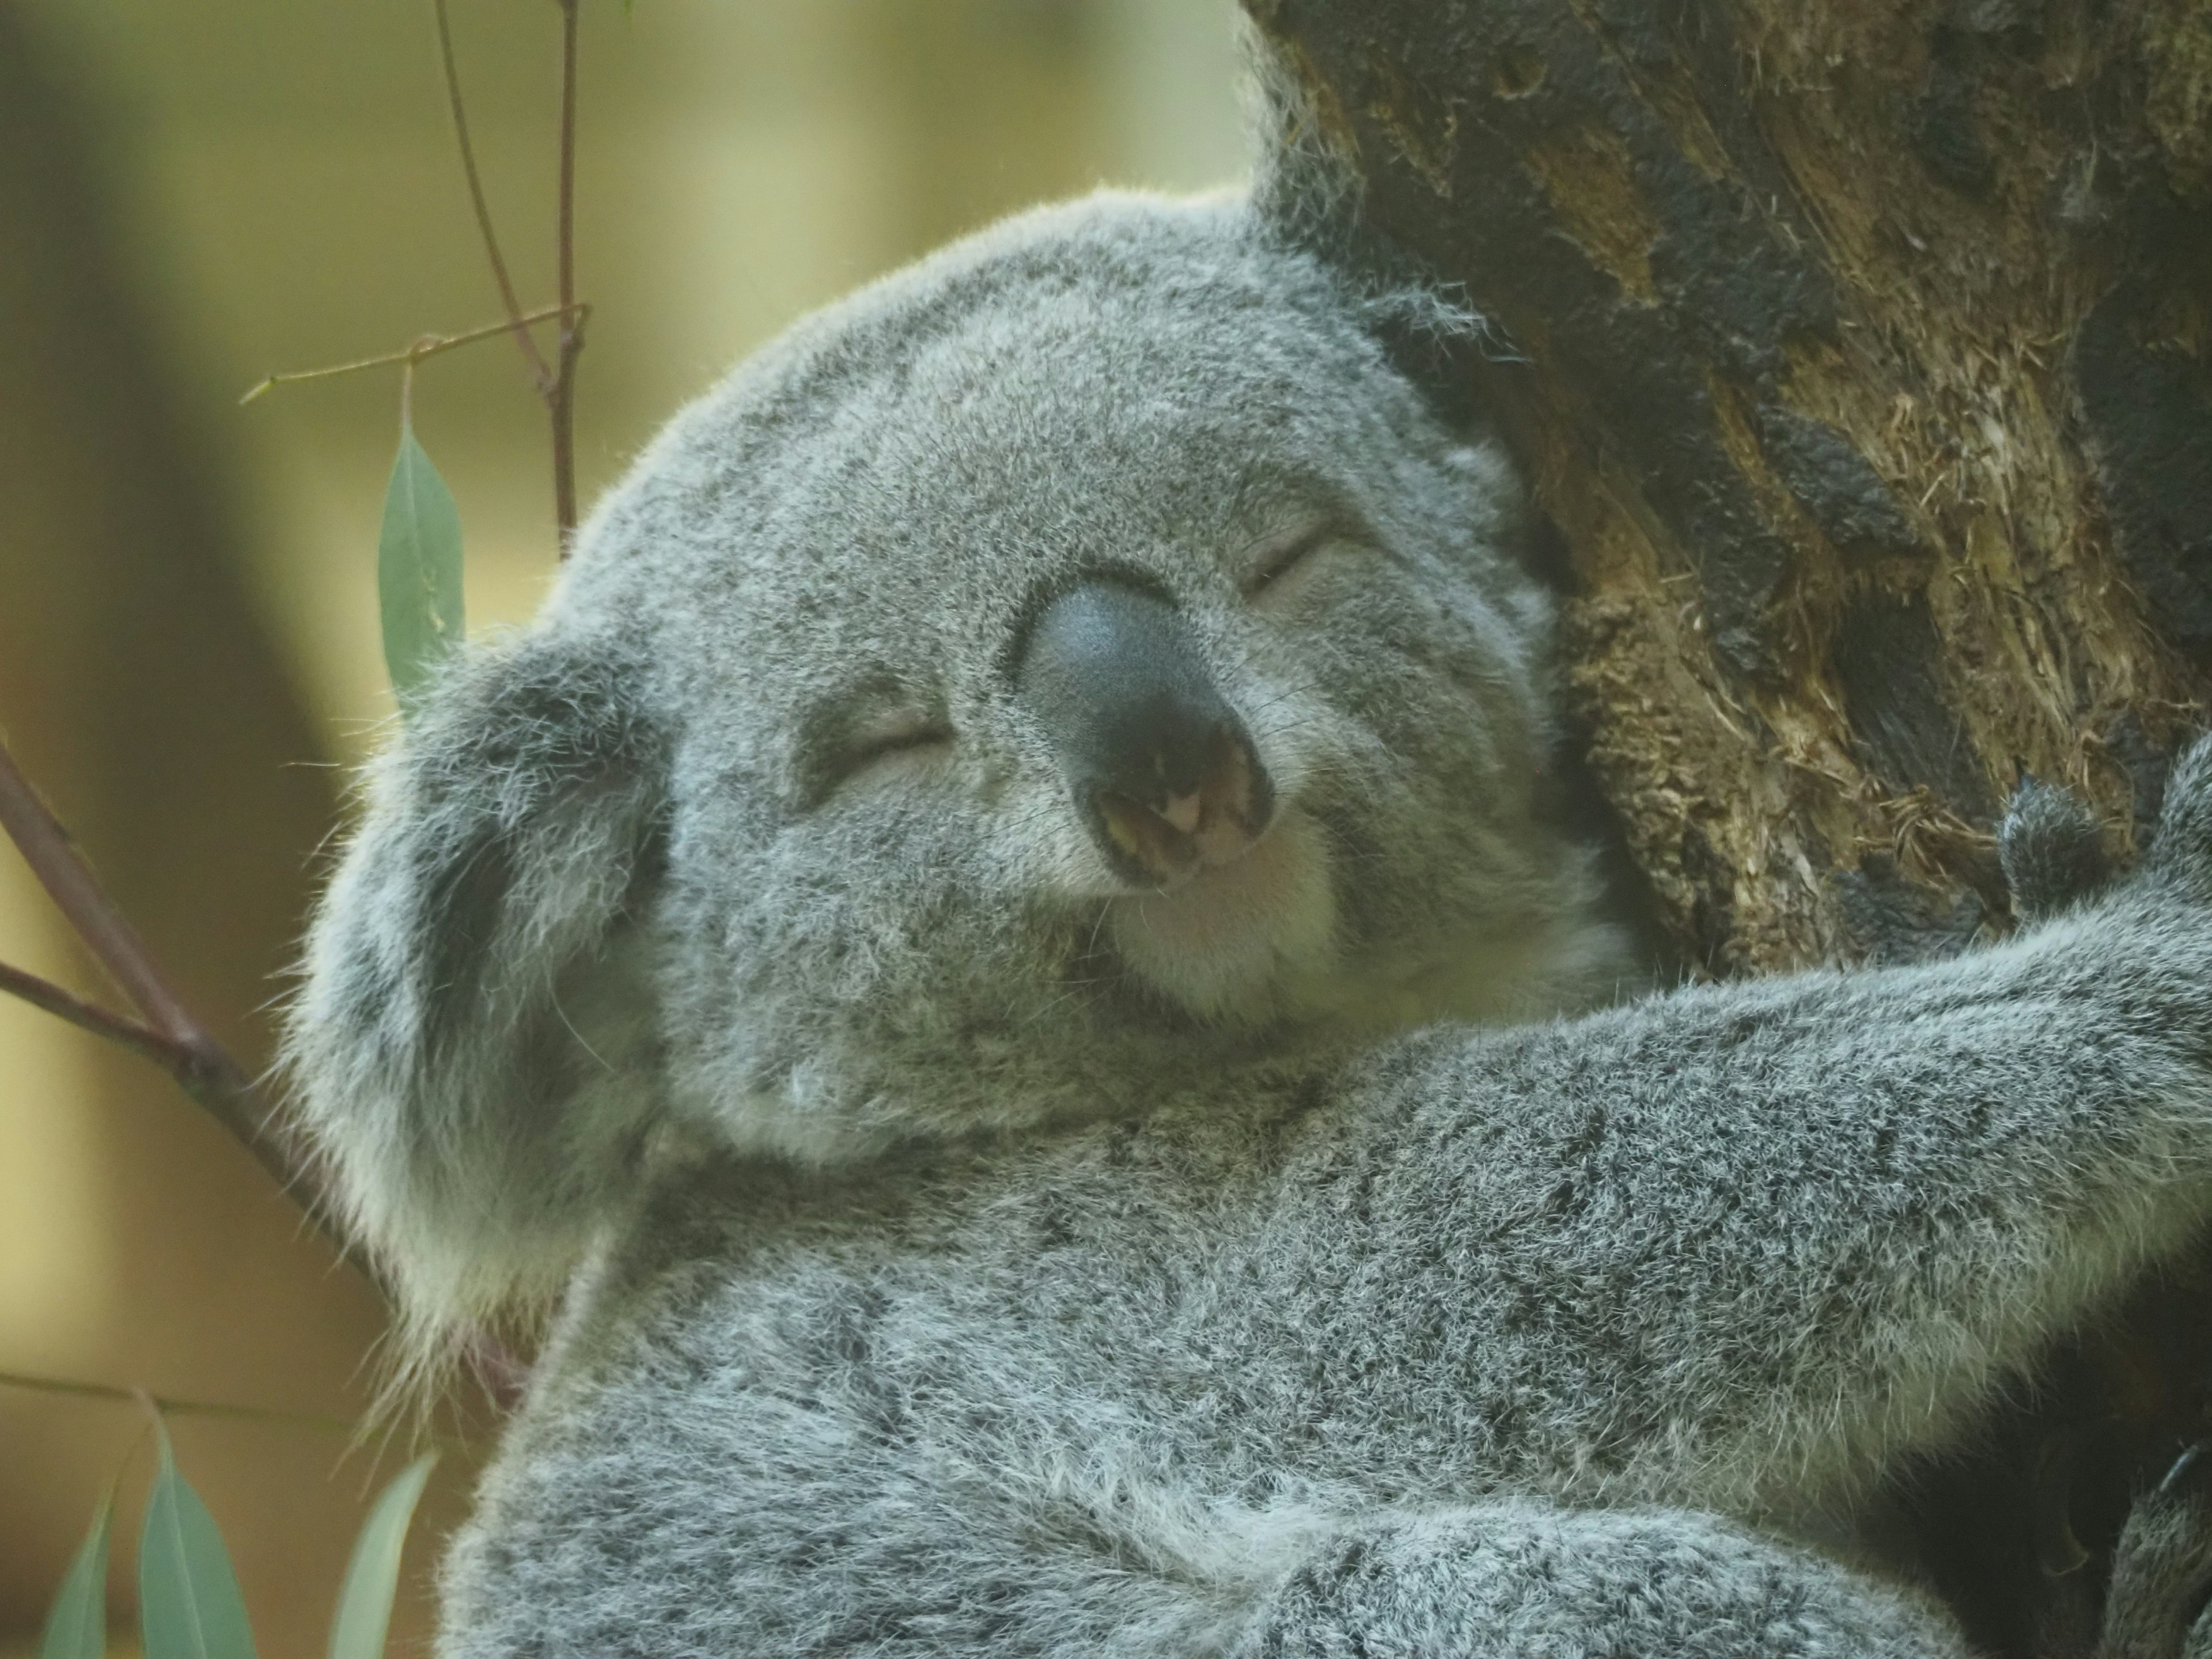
377;416;466;709
326;1453;438;1659
139;1422;259;1659
36;1493;112;1659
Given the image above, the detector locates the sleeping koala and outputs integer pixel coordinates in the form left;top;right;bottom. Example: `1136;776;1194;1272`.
289;188;2212;1658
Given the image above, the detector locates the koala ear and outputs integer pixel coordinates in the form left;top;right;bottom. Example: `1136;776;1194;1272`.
1242;12;1507;440
285;628;669;1373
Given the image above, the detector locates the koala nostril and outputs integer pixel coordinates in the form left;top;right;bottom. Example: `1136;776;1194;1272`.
1187;721;1270;868
1088;724;1272;887
1095;789;1199;884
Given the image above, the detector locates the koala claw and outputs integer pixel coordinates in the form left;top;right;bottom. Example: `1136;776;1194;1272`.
2099;1444;2212;1659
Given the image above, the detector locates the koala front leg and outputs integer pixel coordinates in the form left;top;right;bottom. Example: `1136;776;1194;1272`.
1233;1502;1968;1659
1265;738;2212;1517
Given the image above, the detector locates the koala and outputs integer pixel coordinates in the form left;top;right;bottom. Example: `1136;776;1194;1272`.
287;185;2212;1658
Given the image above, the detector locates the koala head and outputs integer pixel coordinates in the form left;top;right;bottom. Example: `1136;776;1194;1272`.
286;191;1631;1344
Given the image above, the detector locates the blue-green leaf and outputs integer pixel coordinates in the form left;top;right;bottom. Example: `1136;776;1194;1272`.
326;1453;438;1659
36;1493;112;1659
377;416;466;709
139;1422;259;1659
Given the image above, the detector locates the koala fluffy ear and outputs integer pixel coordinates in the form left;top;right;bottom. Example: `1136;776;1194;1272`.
285;627;670;1371
1243;18;1505;438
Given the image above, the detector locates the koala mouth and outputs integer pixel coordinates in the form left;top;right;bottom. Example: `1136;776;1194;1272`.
1104;806;1336;1022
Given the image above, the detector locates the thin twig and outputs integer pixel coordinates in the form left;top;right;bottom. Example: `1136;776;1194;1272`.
0;731;320;1215
0;736;204;1045
433;0;553;393
238;302;584;405
2;1369;361;1436
551;0;585;551
0;960;203;1074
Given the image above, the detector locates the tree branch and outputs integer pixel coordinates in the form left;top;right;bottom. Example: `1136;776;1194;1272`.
0;736;206;1046
0;737;535;1406
551;0;584;551
238;302;586;405
0;959;203;1074
433;0;551;393
0;1368;360;1436
0;732;323;1218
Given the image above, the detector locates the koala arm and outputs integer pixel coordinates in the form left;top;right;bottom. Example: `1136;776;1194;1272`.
1231;1502;1967;1659
1252;754;2212;1518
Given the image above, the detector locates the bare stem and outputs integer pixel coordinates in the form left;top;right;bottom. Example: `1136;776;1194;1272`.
434;0;552;392
0;741;537;1396
238;302;585;405
0;960;202;1074
0;732;331;1222
551;0;585;551
0;736;203;1044
1;1369;362;1437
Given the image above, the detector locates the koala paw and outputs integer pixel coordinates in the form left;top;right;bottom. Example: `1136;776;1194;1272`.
2099;1445;2212;1659
2149;737;2212;904
2000;776;2112;924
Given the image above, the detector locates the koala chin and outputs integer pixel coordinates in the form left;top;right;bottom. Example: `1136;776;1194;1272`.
1104;801;1336;1021
286;185;2212;1659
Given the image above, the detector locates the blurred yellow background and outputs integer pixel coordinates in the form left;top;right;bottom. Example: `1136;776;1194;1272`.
0;2;1245;1652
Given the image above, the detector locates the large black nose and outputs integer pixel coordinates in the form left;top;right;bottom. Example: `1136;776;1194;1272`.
1016;581;1272;885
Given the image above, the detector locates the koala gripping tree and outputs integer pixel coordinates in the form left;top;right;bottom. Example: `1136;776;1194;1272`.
1239;0;2212;1652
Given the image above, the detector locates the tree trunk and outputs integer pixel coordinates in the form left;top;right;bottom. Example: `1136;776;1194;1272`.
1241;1;2212;1652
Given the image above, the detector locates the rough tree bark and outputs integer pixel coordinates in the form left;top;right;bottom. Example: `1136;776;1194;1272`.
1241;1;2212;1654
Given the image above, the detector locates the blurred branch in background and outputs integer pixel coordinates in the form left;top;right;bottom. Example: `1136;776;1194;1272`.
550;0;584;547
0;737;304;1211
433;0;552;392
238;302;586;406
2;0;599;1271
0;0;593;1310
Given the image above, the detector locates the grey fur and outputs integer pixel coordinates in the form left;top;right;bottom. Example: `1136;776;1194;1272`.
288;190;2212;1658
2103;1449;2212;1659
2001;775;2115;922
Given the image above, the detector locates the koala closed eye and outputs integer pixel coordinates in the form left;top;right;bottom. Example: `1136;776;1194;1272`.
790;706;956;806
835;717;955;789
1242;516;1369;608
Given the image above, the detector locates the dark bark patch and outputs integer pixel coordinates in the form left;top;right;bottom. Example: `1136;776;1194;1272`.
1754;405;1923;558
1831;590;1994;816
1834;851;1987;964
2074;271;2212;657
2099;710;2177;831
1679;817;1736;975
1915;28;1997;196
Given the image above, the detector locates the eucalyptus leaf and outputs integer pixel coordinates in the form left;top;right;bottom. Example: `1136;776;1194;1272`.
140;1422;259;1659
378;416;467;709
36;1493;112;1659
327;1453;438;1659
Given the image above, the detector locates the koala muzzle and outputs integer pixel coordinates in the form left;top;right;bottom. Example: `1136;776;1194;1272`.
1017;581;1273;887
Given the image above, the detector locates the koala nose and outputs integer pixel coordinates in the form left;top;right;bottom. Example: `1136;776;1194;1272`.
1016;581;1274;887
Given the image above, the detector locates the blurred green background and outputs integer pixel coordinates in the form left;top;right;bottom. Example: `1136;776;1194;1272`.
0;2;1245;1652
